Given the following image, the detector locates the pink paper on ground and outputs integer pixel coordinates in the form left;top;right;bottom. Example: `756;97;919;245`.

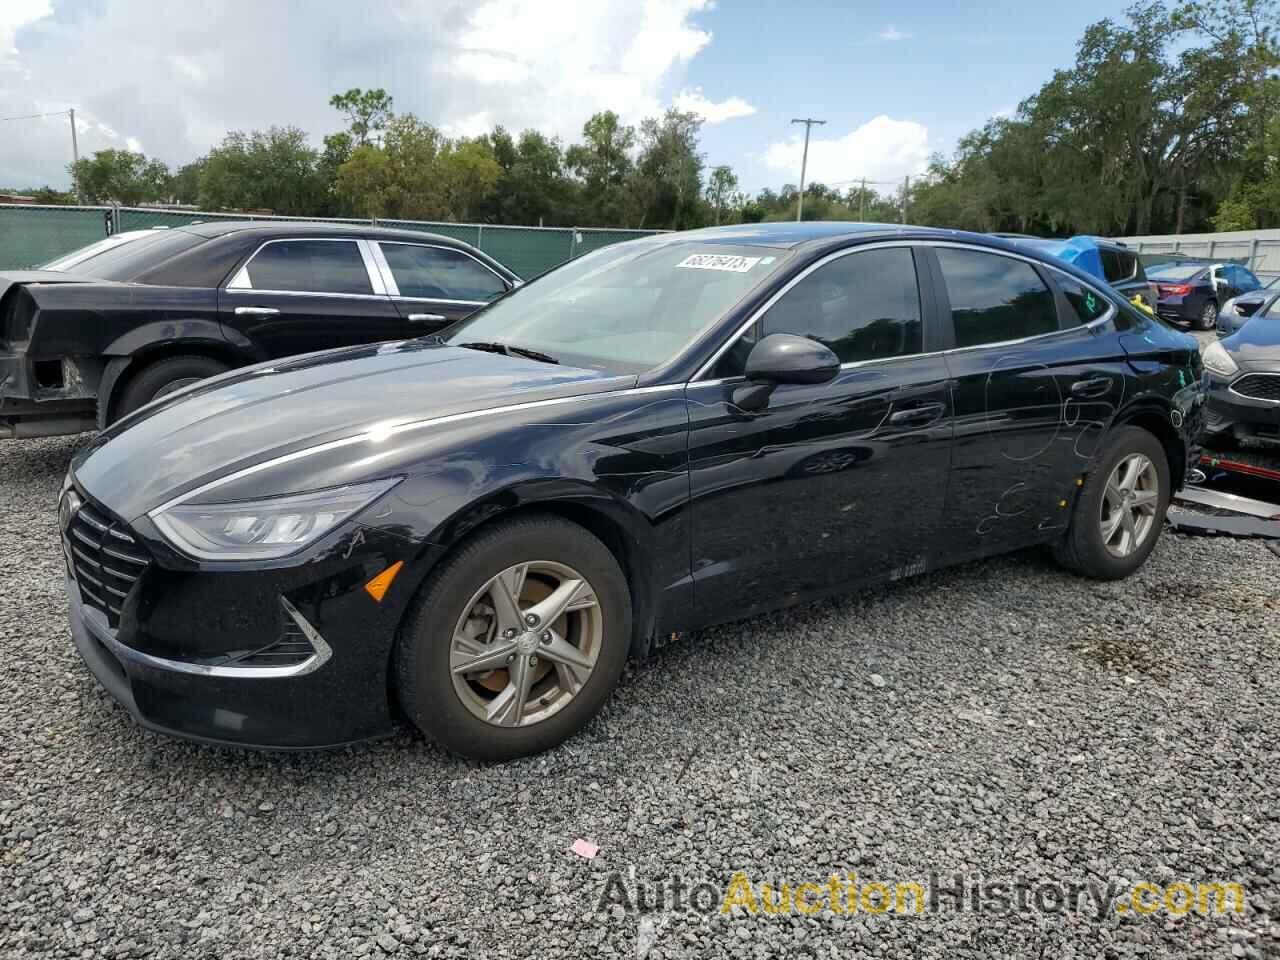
570;838;599;859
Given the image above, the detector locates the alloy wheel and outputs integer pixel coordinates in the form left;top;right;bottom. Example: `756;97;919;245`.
1098;453;1160;558
1200;302;1217;330
449;561;602;728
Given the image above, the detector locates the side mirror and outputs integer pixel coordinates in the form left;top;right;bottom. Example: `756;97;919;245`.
744;333;840;385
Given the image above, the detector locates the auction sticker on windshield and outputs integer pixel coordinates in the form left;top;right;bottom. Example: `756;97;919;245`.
676;254;761;272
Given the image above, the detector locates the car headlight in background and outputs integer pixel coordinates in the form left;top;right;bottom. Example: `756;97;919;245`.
150;478;401;561
1200;340;1239;378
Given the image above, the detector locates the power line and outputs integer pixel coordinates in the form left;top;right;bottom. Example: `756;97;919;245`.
0;109;72;123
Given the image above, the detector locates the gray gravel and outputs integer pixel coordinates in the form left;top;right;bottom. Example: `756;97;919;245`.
3;434;1279;959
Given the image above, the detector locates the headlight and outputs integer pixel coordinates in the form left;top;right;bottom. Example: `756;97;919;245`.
1201;340;1238;378
151;478;400;561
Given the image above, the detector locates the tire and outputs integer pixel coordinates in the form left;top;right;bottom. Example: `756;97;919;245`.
1197;301;1218;331
1053;426;1170;580
395;514;631;761
115;355;230;421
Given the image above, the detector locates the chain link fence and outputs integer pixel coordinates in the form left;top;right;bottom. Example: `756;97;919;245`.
0;204;665;278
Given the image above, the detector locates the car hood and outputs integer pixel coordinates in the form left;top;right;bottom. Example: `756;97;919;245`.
1223;315;1280;371
72;339;632;520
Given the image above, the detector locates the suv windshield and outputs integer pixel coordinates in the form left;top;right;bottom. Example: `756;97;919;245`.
445;239;790;373
1148;264;1206;281
42;229;208;280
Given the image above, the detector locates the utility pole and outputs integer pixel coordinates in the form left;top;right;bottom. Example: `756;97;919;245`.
69;108;81;203
790;117;825;221
859;177;867;221
901;174;910;225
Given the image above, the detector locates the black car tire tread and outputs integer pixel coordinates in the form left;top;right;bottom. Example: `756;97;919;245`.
1198;301;1218;331
395;514;631;761
116;355;230;420
1053;425;1170;580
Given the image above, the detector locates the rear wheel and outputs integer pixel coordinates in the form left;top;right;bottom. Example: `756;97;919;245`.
395;514;631;760
1197;301;1218;331
1053;426;1170;580
115;355;230;421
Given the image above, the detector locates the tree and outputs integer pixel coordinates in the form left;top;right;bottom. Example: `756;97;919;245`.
329;88;395;146
437;139;503;221
69;149;169;205
706;165;739;224
634;109;705;229
479;127;577;225
167;160;205;205
565;111;636;225
198;127;326;215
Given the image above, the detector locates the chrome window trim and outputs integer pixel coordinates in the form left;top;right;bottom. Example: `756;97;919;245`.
692;240;919;381
693;239;1120;383
223;236;386;298
144;383;685;518
374;240;511;302
392;295;487;307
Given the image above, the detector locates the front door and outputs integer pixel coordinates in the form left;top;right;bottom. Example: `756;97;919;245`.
685;244;954;627
926;244;1129;560
221;237;405;358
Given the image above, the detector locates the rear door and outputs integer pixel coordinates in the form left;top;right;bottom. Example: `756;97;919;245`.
372;241;511;337
684;243;954;625
221;238;404;358
926;244;1129;561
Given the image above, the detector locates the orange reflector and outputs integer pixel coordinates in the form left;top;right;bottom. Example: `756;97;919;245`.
364;561;404;602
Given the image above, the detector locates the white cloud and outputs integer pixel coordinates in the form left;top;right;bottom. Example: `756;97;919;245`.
762;115;930;187
0;0;717;187
877;25;912;41
673;87;756;124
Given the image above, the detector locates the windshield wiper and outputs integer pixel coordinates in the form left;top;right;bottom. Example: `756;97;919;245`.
456;341;559;365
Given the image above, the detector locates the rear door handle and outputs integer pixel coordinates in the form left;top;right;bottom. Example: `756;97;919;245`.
1070;377;1111;398
407;313;447;323
234;306;280;317
888;401;945;426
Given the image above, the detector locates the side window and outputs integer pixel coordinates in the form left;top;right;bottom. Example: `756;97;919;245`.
380;243;507;302
1056;275;1111;325
242;240;373;295
936;248;1059;347
758;247;923;365
1100;249;1137;284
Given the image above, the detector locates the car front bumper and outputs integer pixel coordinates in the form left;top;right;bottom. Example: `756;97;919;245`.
1204;373;1280;442
62;486;431;749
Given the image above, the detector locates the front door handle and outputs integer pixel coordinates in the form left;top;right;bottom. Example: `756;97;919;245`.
888;402;945;426
407;313;447;323
234;306;280;317
1070;377;1111;398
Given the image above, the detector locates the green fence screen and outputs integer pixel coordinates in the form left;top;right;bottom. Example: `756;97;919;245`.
0;204;663;278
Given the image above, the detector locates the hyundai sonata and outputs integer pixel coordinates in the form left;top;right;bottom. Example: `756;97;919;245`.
58;223;1204;759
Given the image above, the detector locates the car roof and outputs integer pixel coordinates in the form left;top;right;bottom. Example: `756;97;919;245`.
171;219;473;247
649;221;1052;253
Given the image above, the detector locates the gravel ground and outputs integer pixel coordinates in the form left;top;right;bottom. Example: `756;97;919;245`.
2;434;1279;960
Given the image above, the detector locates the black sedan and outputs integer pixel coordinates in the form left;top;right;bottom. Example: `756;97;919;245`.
1202;308;1280;445
1217;287;1280;337
1;222;519;438
1149;260;1263;330
61;223;1204;759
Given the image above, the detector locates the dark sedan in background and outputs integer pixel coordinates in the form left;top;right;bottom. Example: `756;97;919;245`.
0;222;519;438
1148;260;1263;330
60;222;1203;759
1202;307;1280;445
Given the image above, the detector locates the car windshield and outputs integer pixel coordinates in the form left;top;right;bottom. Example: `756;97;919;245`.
42;229;208;280
1148;264;1206;281
445;239;791;373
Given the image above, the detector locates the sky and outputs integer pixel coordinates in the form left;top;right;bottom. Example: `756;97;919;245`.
1;0;1130;197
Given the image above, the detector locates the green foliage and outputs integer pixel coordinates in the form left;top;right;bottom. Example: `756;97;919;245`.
329;88;395;146
69;149;169;205
198;127;328;215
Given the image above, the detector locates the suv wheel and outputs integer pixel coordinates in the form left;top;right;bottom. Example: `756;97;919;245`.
1053;426;1170;580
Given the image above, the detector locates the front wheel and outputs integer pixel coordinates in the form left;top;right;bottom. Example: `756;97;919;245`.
1197;301;1218;331
395;514;631;760
1053;426;1170;580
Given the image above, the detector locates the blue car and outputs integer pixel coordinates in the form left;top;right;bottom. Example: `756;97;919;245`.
1000;236;1157;310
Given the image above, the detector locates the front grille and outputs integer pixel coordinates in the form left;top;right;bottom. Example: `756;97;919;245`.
1232;373;1280;403
64;499;150;628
